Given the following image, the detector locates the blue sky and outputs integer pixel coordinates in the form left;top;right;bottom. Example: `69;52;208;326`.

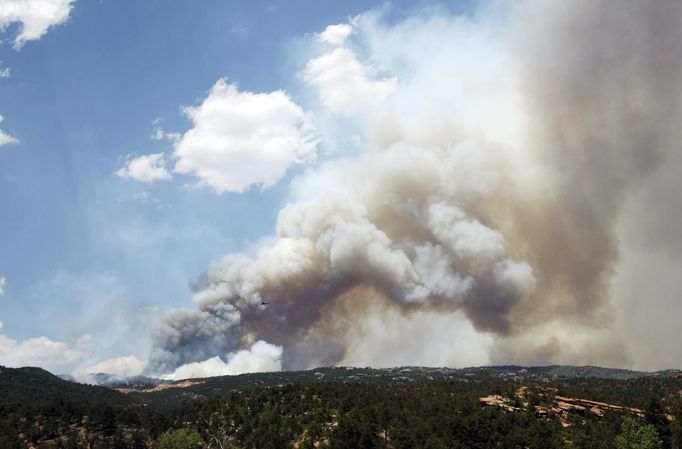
0;0;478;373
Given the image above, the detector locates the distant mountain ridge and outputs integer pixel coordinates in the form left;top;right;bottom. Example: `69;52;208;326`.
49;363;680;389
93;364;676;390
4;363;680;411
480;365;652;379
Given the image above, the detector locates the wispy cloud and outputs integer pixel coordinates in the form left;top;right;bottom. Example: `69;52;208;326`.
115;153;172;183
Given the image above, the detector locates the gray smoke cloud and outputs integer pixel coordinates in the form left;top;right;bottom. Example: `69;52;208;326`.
149;0;682;375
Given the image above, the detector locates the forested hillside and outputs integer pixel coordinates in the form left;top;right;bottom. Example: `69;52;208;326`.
1;365;681;448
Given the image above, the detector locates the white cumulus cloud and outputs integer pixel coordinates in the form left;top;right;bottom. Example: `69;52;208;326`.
173;79;317;193
0;0;75;49
161;340;282;380
318;22;355;47
0;276;5;295
303;26;396;116
115;153;172;183
0;325;82;372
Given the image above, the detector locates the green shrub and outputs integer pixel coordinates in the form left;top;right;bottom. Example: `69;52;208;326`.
156;428;203;449
615;418;663;449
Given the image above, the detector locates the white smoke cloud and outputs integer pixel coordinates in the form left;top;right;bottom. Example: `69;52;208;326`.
73;355;146;382
160;340;282;380
0;0;74;49
151;0;682;374
115;153;172;183
173;79;317;193
149;7;551;373
152;136;537;371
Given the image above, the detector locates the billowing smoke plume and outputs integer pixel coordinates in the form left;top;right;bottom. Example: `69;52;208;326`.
150;0;682;375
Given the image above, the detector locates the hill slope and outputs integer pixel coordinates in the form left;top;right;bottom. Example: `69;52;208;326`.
0;365;126;406
1;364;681;449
